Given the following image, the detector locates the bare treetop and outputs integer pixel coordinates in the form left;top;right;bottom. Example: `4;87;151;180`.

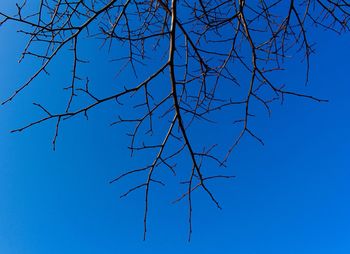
1;0;348;240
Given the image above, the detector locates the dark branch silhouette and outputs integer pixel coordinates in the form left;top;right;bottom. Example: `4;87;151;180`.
1;0;347;240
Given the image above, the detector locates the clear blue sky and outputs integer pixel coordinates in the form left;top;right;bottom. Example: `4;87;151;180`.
0;2;349;253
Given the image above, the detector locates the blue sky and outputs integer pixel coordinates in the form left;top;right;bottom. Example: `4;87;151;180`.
0;2;350;253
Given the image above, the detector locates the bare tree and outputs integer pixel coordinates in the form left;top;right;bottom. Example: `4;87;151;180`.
1;0;348;240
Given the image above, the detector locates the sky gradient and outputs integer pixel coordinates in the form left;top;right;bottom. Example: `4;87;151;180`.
0;2;349;253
